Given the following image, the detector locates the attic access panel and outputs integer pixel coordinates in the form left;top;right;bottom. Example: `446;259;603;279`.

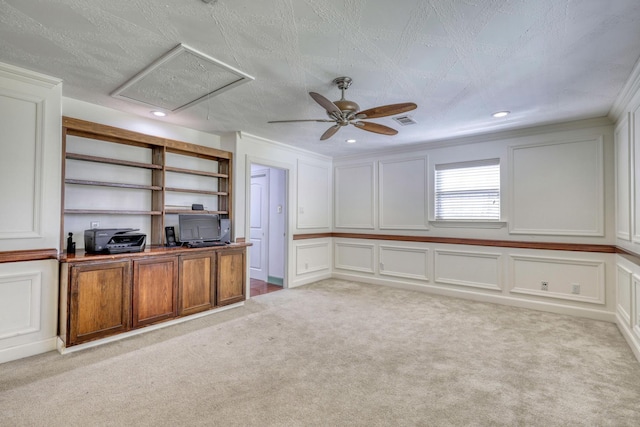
111;43;254;113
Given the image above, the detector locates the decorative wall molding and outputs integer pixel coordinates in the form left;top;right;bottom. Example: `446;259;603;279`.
293;232;616;253
0;89;44;240
334;162;375;229
434;249;502;291
0;272;41;340
379;245;429;281
617;265;633;325
508;136;605;236
334;241;375;273
0;249;58;264
297;159;330;229
378;156;429;230
294;241;330;275
615;114;632;241
510;255;605;305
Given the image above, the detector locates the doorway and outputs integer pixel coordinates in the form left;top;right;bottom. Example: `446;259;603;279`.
249;164;287;296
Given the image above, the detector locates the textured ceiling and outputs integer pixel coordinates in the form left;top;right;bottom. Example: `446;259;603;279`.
1;0;640;157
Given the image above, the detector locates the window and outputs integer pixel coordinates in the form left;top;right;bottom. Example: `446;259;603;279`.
434;159;500;221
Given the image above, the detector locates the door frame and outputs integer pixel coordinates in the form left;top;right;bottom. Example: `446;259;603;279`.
245;155;291;292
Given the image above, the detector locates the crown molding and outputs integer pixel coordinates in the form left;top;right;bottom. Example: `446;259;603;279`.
609;55;640;120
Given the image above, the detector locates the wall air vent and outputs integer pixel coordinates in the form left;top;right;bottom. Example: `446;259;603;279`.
392;115;417;126
111;43;254;113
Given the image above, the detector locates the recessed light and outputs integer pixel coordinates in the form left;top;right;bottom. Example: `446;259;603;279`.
346;139;356;144
492;111;510;118
152;111;167;117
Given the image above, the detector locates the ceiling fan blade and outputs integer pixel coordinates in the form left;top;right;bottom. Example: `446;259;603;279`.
320;124;341;140
309;92;342;115
268;119;336;123
356;102;417;119
353;121;398;136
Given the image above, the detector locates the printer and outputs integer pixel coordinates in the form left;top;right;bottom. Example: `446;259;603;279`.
84;228;146;254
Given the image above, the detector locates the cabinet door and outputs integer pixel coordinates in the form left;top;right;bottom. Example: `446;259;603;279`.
69;261;132;345
179;252;215;316
133;256;178;328
217;249;246;306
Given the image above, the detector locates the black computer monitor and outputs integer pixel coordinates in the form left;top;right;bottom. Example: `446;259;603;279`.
178;214;220;244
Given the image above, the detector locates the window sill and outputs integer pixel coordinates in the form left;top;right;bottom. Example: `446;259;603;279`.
429;220;507;229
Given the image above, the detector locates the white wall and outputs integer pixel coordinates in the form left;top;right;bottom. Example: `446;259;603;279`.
331;120;616;322
0;62;62;363
612;57;640;361
222;132;333;289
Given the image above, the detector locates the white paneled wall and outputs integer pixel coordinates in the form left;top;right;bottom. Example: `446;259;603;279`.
613;60;640;361
0;63;62;363
334;162;375;229
509;137;604;236
379;157;429;230
333;238;613;321
331;121;615;322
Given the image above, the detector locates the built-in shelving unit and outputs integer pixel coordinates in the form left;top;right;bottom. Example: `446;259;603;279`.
61;117;233;247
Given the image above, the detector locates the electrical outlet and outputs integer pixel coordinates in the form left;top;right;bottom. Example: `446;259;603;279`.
90;221;99;229
541;281;549;291
571;283;581;294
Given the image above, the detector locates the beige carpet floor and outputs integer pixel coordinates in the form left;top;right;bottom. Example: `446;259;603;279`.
1;279;639;426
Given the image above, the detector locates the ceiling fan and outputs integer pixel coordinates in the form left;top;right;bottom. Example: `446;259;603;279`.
268;77;417;141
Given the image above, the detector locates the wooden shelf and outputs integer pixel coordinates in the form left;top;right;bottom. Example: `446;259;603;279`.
164;209;229;215
65;209;163;215
62;117;233;247
165;166;228;178
66;179;162;191
66;152;162;170
164;187;227;196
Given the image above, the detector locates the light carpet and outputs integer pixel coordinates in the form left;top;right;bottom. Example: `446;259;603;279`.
1;279;639;426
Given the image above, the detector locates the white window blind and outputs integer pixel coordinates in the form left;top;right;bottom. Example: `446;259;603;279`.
435;159;500;220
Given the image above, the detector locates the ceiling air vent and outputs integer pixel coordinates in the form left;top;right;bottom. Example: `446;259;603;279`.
111;43;254;113
392;115;417;126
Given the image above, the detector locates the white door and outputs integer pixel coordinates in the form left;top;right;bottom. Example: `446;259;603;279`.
250;170;269;281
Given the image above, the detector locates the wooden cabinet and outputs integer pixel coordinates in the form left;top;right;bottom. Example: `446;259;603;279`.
178;252;215;316
66;261;132;345
60;245;248;347
133;256;178;328
217;249;246;306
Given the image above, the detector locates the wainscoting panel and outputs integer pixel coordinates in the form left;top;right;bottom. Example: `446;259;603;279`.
295;241;330;275
0;90;42;239
297;159;330;229
0;272;41;339
434;249;502;291
379;245;429;281
334;162;375;229
334;241;375;273
378;156;428;230
0;259;58;364
510;255;605;304
509;137;604;236
617;265;633;325
633;104;640;243
615;115;632;240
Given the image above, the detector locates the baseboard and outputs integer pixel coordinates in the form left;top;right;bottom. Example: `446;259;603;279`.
332;272;616;323
616;313;640;363
267;276;284;286
0;337;58;364
290;271;332;288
